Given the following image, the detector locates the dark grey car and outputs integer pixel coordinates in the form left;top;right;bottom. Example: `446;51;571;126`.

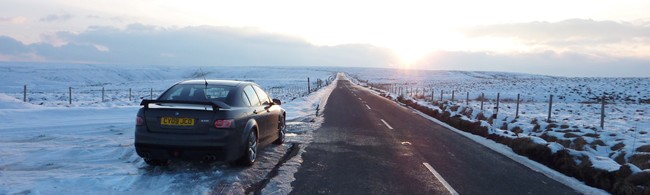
135;80;286;166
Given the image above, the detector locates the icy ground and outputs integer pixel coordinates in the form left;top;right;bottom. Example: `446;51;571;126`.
0;63;338;194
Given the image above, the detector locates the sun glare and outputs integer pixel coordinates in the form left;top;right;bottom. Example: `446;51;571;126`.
390;43;438;70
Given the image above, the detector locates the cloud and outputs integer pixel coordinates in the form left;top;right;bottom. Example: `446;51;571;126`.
85;15;130;24
0;16;27;24
445;19;650;76
461;19;650;57
464;19;650;44
0;36;43;61
0;36;30;54
0;24;399;67
415;50;650;77
39;14;74;22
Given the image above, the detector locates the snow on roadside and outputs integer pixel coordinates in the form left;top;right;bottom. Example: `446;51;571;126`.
0;106;141;194
0;93;40;109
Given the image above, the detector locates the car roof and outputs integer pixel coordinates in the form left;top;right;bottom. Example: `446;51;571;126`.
177;79;253;87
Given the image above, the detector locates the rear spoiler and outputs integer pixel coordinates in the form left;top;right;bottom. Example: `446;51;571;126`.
140;100;231;110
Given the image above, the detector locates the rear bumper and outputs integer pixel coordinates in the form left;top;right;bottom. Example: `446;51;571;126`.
134;127;244;162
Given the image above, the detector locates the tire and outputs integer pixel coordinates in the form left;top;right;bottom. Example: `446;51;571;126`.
235;130;257;166
144;158;168;166
273;115;286;145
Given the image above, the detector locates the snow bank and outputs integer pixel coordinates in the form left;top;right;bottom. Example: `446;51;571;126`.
0;93;40;109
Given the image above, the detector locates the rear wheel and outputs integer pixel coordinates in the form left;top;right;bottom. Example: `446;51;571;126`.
235;130;257;166
273;115;286;145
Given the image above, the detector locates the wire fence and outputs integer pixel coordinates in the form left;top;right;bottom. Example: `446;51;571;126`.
369;83;649;132
6;77;334;107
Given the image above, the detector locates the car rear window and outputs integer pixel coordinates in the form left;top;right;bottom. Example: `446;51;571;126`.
159;84;233;102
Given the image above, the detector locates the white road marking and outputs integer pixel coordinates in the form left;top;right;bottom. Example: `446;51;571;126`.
423;162;459;195
380;119;393;130
365;104;371;110
358;97;362;101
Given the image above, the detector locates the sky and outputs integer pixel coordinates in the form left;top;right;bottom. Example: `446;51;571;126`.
1;0;650;77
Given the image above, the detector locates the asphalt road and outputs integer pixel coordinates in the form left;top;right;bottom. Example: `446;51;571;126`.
290;77;581;195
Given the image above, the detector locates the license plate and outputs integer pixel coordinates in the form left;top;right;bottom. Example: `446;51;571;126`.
161;117;195;126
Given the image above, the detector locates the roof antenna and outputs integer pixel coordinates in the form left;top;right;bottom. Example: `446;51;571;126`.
200;67;208;88
199;68;209;107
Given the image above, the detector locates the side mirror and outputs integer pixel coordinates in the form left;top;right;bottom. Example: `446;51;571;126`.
272;99;282;105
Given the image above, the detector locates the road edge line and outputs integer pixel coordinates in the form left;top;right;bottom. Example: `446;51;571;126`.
423;162;459;195
410;108;608;195
380;119;393;130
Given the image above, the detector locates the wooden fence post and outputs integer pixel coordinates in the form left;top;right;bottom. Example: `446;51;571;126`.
466;92;469;105
23;85;27;102
440;90;443;101
431;89;435;102
150;88;153;100
129;88;132;101
516;94;520;118
495;93;500;116
307;77;311;93
102;87;105;102
451;90;455;102
600;95;605;129
481;92;485;111
69;87;72;104
548;95;554;122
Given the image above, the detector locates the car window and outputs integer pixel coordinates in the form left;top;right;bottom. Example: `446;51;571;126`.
159;84;232;101
243;85;261;106
253;85;271;105
205;87;230;99
163;86;184;100
188;88;206;101
241;92;252;106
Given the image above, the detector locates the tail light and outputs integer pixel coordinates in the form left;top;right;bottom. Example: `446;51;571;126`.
136;116;144;126
214;119;235;129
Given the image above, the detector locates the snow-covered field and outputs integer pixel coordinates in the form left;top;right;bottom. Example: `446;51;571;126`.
0;62;337;194
344;68;650;173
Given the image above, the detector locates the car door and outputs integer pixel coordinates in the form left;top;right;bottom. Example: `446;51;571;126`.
252;85;278;138
242;85;268;135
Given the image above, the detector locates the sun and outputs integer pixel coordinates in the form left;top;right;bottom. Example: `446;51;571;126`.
393;47;431;70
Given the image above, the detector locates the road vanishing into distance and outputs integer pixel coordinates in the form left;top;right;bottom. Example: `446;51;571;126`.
289;77;580;195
